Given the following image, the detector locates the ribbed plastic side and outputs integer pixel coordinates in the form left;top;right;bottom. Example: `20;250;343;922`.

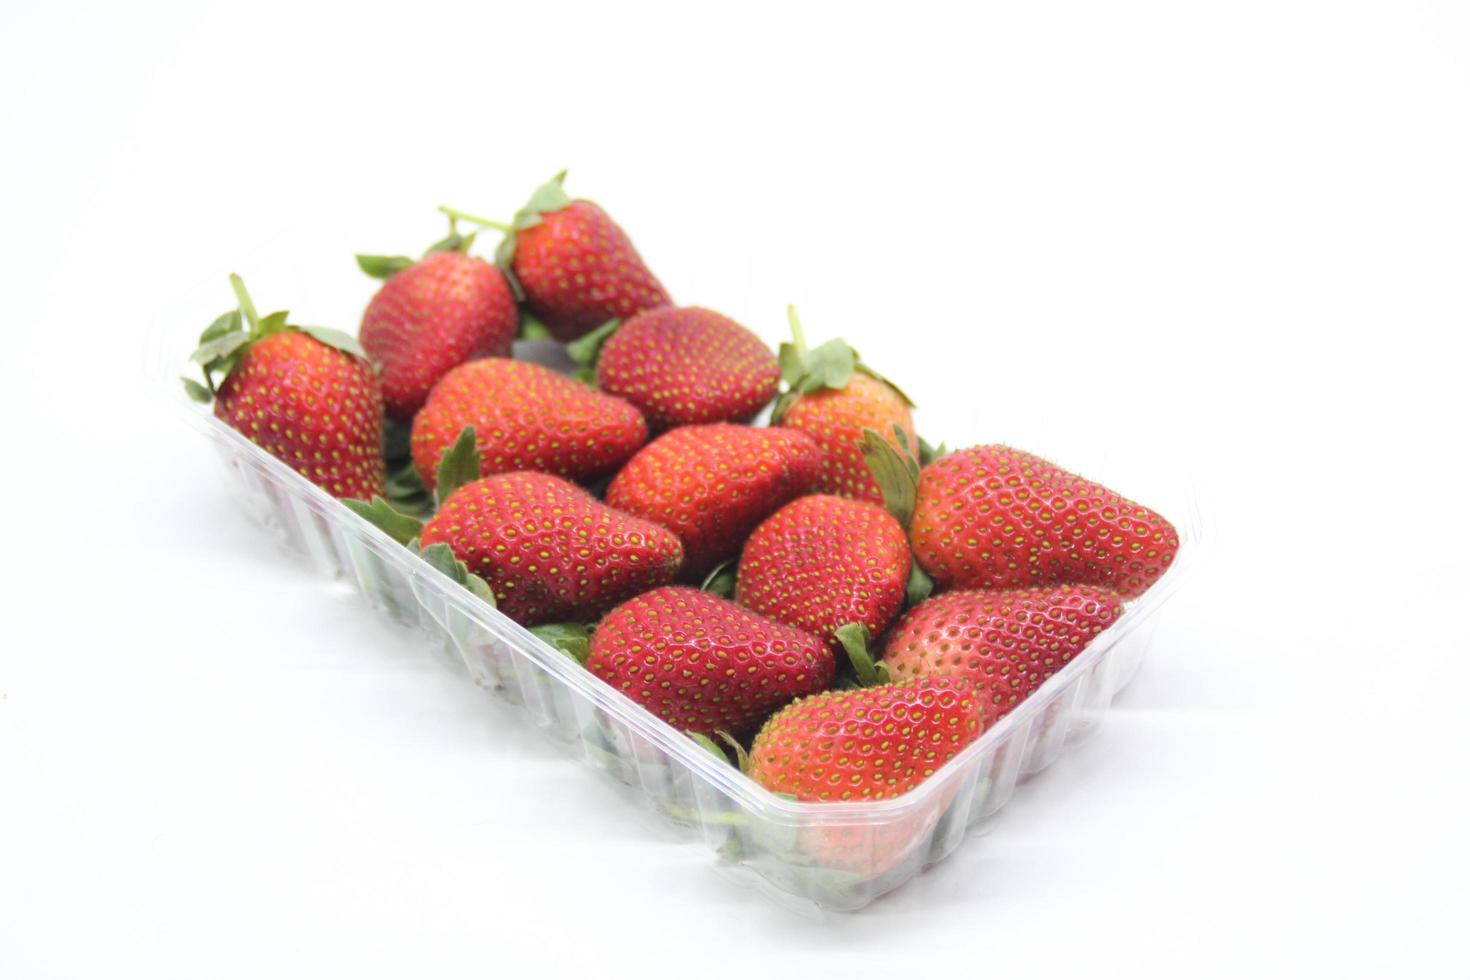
190;410;1198;912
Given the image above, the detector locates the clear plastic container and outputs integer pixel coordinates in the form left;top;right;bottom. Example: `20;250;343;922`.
152;287;1201;911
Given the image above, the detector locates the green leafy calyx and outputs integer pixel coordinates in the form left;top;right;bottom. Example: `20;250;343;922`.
343;496;426;546
184;274;365;401
408;540;496;606
699;558;738;599
530;623;593;665
835;622;890;688
434;426;482;504
860;424;921;527
565;318;621;368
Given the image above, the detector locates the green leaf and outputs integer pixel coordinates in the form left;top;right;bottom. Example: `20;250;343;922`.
384;461;432;517
415;542;466;584
713;730;750;773
688;731;732;765
189;329;250;366
515;170;572;229
299;325;367;359
835;622;889;687
423;230;474;255
777;341;805;386
181;377;213;403
435;426;481;503
464;573;497;607
905;561;934;608
255;310;291;338
199;309;242;343
355;254;415;279
856;360;918;408
530;623;593;664
700;558;738;599
342;496;425;546
859;426;920;527
518;311;552;341
796;339;857;394
918;436;949;467
565;318;621;367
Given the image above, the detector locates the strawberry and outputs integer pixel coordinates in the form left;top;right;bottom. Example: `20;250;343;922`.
586;586;834;738
880;585;1124;718
736;494;911;649
743;675;992;877
184;275;384;499
604;424;822;580
444;171;670;341
748;676;991;802
771;307;917;504
585;306;780;431
418;471;683;625
357;230;517;420
410;358;647;491
909;445;1179;598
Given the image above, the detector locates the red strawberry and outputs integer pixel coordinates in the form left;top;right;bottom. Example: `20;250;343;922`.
748;676;991;802
410;359;647;491
590;307;780;431
910;445;1179;598
186;275;384;499
419;471;683;624
746;676;992;876
604;424;822;579
736;494;911;649
446;172;670;341
881;585;1124;718
357;248;517;421
771;308;916;504
586;586;834;738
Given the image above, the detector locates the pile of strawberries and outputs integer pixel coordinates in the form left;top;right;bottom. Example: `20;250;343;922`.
185;172;1179;815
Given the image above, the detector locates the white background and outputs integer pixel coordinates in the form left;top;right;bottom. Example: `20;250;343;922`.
3;1;1468;976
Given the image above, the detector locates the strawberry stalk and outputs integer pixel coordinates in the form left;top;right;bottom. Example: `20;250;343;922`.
437;205;512;233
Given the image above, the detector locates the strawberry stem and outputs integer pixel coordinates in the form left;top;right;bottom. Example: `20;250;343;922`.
437;205;512;233
786;305;809;358
229;273;261;332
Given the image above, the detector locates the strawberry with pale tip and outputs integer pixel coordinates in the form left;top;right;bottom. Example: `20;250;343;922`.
184;274;385;500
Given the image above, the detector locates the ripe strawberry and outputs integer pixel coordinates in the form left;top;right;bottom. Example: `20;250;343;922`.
185;275;384;499
357;244;517;421
586;586;834;738
410;359;647;491
881;585;1124;718
748;676;991;802
736;494;911;649
745;675;992;877
419;471;683;624
446;172;670;341
771;308;916;504
910;445;1179;598
590;307;780;431
605;424;822;579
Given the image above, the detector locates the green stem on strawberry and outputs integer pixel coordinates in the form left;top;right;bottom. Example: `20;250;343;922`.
229;273;261;332
786;305;809;359
835;622;890;687
437;205;513;234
